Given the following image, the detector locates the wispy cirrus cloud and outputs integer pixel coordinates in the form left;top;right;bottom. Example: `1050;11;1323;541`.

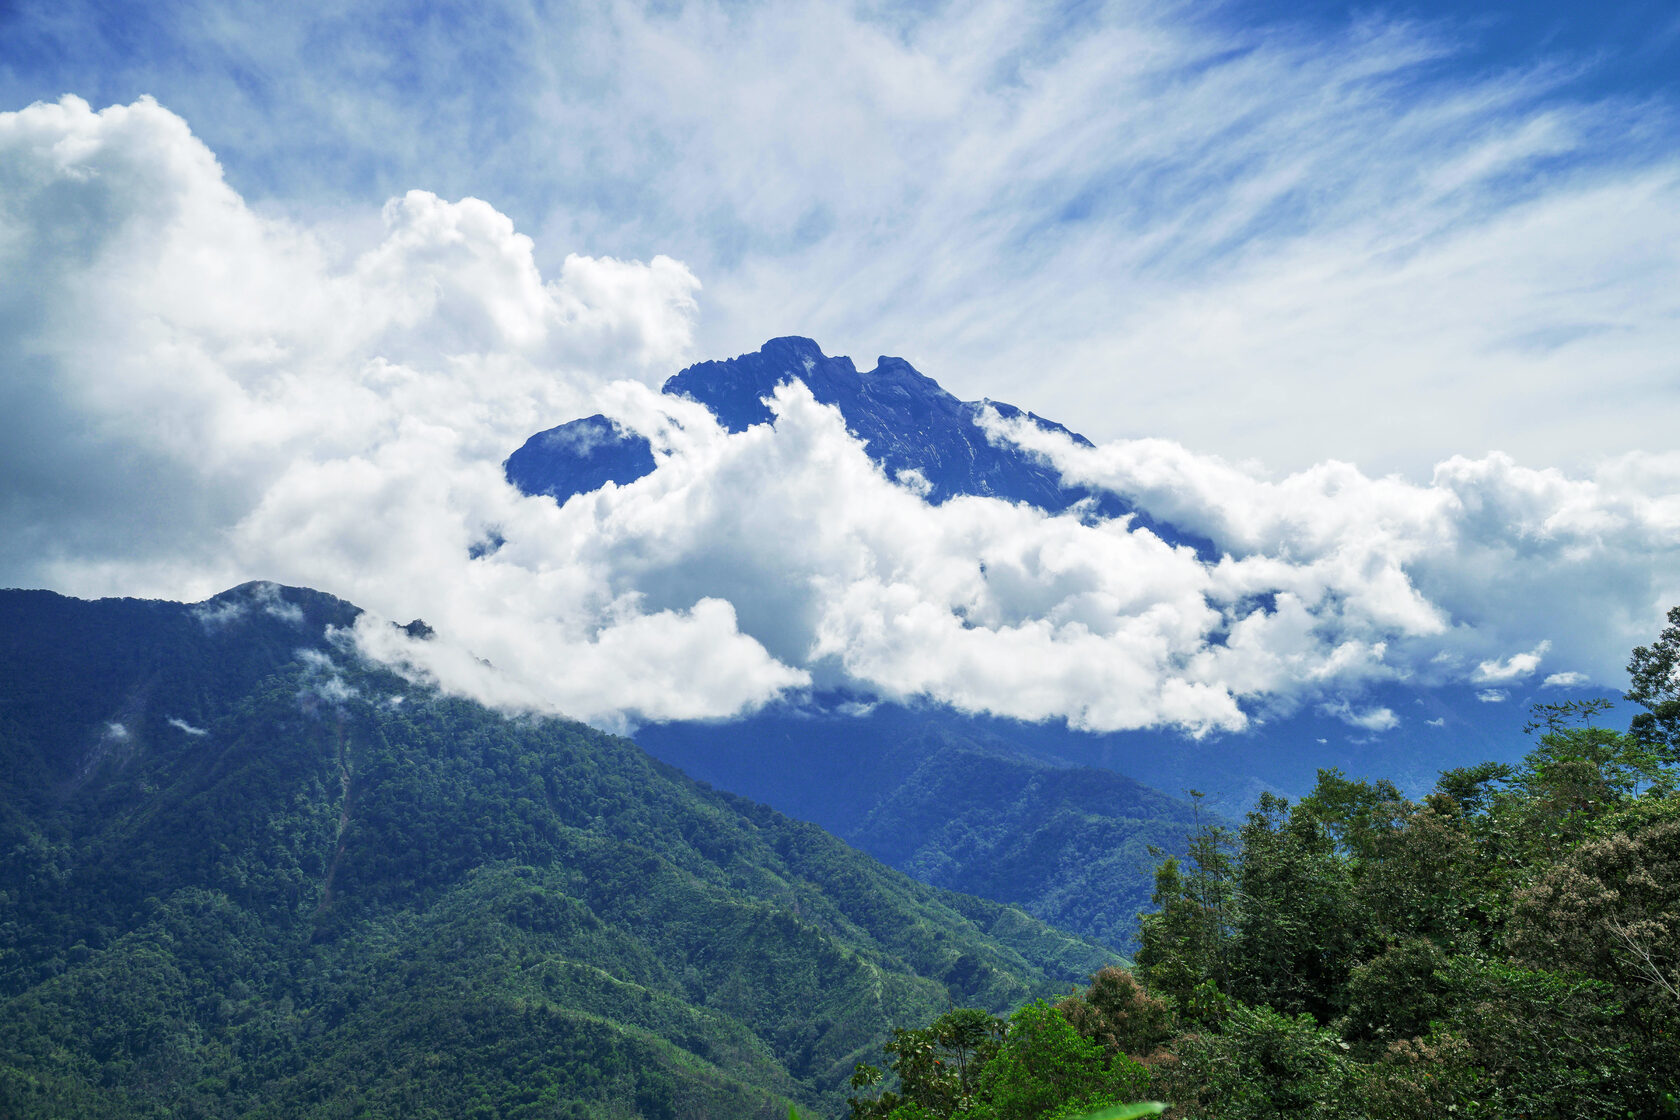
2;1;1675;475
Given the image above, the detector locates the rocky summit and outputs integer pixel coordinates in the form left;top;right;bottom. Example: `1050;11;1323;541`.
504;337;1198;549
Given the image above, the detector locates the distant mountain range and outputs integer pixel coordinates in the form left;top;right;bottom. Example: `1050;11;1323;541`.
0;582;1114;1119
635;703;1203;953
505;337;1568;949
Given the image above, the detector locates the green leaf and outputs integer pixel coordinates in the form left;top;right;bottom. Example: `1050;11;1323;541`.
1069;1103;1169;1120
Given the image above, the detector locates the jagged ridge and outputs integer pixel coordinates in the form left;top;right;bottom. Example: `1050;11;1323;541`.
504;337;1196;549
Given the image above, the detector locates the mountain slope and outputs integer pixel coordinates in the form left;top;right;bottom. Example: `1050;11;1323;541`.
0;583;1116;1119
636;710;1202;953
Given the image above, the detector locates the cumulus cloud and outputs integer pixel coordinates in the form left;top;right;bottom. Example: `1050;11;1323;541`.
981;408;1680;703
1543;671;1589;689
1474;642;1551;683
3;95;1677;738
0;96;698;592
1319;701;1401;733
0;96;782;727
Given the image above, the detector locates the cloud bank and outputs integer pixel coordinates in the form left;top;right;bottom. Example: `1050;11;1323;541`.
982;410;1680;702
3;96;1678;737
0;96;778;726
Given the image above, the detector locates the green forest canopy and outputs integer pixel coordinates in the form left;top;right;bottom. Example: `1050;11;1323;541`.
0;584;1117;1120
847;612;1680;1119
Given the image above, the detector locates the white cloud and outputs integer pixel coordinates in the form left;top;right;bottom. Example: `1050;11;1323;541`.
168;717;208;736
1477;690;1509;703
981;409;1680;697
0;96;780;727
1474;641;1551;683
1543;671;1589;689
3;95;1677;739
192;599;249;630
1319;700;1401;732
296;648;358;705
252;580;304;624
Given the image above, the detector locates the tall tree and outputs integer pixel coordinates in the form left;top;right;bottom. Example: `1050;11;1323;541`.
1230;791;1360;1021
1627;605;1680;763
1134;793;1235;1014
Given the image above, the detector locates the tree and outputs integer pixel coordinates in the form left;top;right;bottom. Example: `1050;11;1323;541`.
1155;1003;1355;1120
1490;699;1677;870
1135;793;1235;1012
848;1008;1006;1119
1433;760;1512;816
1056;968;1172;1060
1336;937;1450;1051
1507;812;1680;1111
848;1000;1155;1120
979;1002;1149;1120
1230;791;1360;1021
1422;957;1636;1120
1354;797;1486;950
1293;770;1405;863
1627;605;1680;763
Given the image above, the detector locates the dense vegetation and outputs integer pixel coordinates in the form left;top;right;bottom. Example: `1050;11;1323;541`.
849;742;1198;952
638;714;1201;952
0;583;1117;1119
8;582;1679;1117
849;615;1680;1119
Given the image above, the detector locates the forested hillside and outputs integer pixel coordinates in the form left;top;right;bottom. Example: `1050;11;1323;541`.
639;713;1201;952
7;582;1677;1118
0;583;1116;1119
846;617;1680;1120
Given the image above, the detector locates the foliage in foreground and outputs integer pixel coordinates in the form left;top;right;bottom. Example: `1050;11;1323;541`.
846;985;1163;1120
853;616;1680;1119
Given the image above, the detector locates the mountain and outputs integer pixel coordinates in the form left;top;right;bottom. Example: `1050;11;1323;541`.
503;337;1556;951
0;583;1116;1120
632;684;1575;950
636;708;1203;953
504;335;1200;550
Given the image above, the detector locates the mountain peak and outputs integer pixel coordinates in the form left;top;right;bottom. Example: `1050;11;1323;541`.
759;334;827;357
505;338;1197;549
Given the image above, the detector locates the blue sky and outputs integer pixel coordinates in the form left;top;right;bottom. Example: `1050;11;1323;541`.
2;1;1678;732
4;0;1676;472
